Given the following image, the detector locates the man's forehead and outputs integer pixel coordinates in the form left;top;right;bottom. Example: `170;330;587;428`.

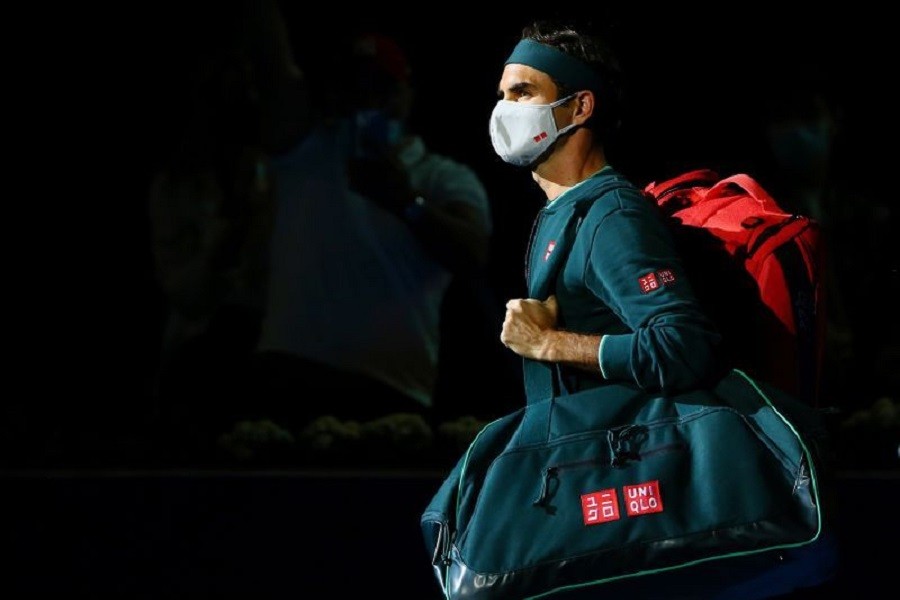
499;63;553;89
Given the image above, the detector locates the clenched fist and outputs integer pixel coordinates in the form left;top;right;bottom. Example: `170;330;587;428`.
500;295;559;360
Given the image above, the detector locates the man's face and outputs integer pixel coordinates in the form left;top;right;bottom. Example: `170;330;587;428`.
497;63;560;104
496;63;576;174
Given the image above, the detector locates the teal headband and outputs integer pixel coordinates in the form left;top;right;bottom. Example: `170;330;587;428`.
505;38;602;93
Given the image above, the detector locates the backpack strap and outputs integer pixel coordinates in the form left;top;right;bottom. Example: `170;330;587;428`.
774;240;819;405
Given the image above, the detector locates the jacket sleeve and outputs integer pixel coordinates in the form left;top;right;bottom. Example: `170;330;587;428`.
584;197;721;393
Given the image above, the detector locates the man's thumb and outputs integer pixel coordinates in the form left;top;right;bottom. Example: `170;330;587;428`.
544;295;559;314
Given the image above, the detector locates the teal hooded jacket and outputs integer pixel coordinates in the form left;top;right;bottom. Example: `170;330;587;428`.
523;167;722;402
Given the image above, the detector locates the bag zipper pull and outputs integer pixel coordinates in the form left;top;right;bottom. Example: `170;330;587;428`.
608;424;648;468
431;522;453;566
533;466;559;507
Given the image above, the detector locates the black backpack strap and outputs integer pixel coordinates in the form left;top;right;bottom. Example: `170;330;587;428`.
774;239;818;406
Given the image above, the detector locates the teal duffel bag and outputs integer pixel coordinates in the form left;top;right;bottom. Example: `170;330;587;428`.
421;369;836;599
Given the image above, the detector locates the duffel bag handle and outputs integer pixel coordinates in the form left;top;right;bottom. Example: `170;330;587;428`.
518;360;564;446
515;395;555;446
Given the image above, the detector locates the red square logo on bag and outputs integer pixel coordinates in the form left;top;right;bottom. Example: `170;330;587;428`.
581;488;620;525
638;272;659;294
623;480;664;517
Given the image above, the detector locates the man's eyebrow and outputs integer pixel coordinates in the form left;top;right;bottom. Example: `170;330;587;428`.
497;81;536;98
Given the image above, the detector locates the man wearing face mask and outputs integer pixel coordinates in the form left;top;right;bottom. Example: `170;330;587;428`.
496;21;722;399
493;25;842;599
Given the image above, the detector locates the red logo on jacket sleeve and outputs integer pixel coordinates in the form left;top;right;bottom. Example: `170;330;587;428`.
581;488;620;525
657;269;676;284
638;272;659;293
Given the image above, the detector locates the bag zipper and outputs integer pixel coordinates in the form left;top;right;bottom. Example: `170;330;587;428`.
532;428;687;508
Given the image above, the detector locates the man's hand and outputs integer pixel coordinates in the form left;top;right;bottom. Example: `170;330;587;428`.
501;295;559;360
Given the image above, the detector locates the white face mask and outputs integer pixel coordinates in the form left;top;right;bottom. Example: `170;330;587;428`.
489;94;577;167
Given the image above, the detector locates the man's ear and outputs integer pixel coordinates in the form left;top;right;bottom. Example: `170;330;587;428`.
572;90;595;126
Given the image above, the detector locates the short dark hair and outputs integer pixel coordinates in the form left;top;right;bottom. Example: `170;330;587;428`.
521;21;623;143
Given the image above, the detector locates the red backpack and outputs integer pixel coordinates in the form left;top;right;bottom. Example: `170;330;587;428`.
645;170;826;406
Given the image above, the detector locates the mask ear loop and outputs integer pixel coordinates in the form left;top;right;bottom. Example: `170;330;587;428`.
551;93;582;137
549;92;579;108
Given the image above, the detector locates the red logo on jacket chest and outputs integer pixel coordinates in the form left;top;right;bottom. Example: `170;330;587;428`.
544;240;556;261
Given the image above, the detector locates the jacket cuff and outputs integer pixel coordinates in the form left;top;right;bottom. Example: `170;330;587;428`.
598;333;633;381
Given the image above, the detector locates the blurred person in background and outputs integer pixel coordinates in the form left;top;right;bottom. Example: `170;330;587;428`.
230;14;493;464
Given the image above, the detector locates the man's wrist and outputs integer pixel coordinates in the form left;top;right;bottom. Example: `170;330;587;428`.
538;329;561;362
541;330;603;373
